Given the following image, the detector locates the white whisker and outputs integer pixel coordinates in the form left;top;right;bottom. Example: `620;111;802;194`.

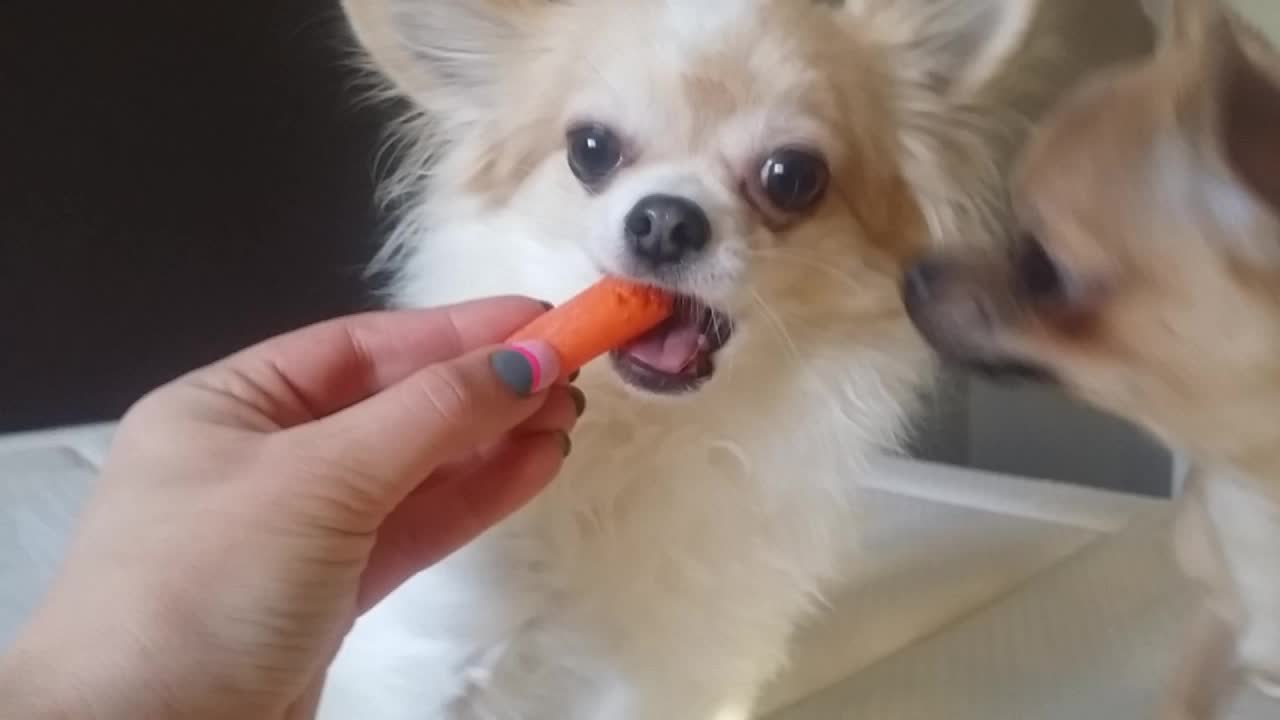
749;289;804;369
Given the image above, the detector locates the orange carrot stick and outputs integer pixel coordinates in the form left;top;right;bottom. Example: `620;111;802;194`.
506;277;674;380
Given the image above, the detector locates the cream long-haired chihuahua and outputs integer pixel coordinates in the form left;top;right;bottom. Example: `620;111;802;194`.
905;0;1280;717
320;1;1038;717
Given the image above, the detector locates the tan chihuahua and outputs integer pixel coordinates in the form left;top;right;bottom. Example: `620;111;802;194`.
902;0;1280;717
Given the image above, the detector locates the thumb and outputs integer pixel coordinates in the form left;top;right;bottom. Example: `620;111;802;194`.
287;340;561;516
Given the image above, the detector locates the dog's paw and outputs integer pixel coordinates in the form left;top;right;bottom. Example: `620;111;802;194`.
1239;626;1280;699
1155;694;1240;720
1248;672;1280;699
1157;710;1203;720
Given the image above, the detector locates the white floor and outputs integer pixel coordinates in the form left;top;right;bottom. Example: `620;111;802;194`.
1;425;1273;718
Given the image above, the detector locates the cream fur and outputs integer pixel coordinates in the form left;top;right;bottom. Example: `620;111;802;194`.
318;1;1035;718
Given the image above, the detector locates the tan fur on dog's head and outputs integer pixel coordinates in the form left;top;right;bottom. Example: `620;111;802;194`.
905;0;1280;470
341;0;1038;406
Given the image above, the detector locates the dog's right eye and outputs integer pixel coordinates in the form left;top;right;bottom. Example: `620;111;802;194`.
567;124;623;186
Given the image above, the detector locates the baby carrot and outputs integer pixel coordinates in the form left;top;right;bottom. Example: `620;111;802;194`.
507;277;674;380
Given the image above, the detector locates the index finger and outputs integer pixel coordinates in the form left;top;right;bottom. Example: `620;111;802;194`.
201;296;548;423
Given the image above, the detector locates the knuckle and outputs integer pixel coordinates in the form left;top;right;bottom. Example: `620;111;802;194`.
414;364;477;432
121;392;164;427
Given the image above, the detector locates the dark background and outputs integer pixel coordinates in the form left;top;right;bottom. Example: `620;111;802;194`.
1;1;395;432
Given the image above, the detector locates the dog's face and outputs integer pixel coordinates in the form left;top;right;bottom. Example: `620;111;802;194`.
345;0;1037;399
904;0;1280;460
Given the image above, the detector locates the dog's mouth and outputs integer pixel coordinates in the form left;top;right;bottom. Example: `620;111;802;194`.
610;295;734;395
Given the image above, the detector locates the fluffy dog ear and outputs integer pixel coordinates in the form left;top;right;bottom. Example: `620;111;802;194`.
1140;0;1223;38
1139;0;1171;28
1156;0;1280;262
836;0;1042;246
341;0;548;129
845;0;1042;99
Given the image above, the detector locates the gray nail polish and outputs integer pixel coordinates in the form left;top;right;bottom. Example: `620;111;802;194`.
569;386;587;417
490;350;535;396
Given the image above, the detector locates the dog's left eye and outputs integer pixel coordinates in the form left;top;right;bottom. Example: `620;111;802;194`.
757;148;829;215
567;124;624;186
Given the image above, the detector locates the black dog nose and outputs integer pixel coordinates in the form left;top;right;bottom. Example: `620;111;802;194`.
625;194;711;267
902;257;947;307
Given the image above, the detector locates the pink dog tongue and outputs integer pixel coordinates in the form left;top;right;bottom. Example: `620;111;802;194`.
623;323;702;373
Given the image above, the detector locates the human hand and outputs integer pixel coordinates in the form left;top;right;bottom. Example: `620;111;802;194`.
0;297;582;719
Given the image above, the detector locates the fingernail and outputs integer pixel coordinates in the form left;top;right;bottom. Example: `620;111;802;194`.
559;432;573;458
538;300;554;311
568;386;587;417
490;341;560;396
568;370;580;383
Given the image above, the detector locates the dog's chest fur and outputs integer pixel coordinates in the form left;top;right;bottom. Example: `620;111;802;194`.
319;390;879;720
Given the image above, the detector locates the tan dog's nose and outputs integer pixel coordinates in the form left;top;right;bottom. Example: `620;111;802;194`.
901;257;947;308
902;255;1051;382
903;256;998;350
